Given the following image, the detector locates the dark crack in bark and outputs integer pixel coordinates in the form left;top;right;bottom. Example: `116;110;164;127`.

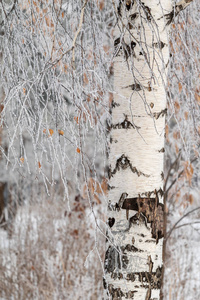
158;147;165;153
106;284;137;300
143;188;164;198
112;115;140;130
109;154;150;178
114;38;136;60
153;108;167;120
121;243;144;253
111;100;120;108
161;0;193;26
153;41;166;49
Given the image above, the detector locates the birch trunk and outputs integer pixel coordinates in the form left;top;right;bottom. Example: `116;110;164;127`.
104;0;194;299
104;1;171;299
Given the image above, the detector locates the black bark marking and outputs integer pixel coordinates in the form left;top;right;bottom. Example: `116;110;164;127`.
158;147;165;153
128;13;139;29
123;83;142;91
145;239;155;243
106;284;137;299
153;41;166;49
107;184;115;190
138;233;145;237
130;12;138;21
161;0;193;26
127;273;136;281
139;267;162;289
117;0;135;17
112;115;140;130
108;217;115;228
111;100;120;108
125;266;163;289
130;41;137;49
141;3;152;22
108;165;112;179
111;272;123;280
150;102;154;108
153;108;167;119
117;1;122;17
123;82;154;91
125;0;135;11
114;38;136;60
121;244;144;253
114;37;120;47
143;188;164;198
110;154;150;178
107;285;124;299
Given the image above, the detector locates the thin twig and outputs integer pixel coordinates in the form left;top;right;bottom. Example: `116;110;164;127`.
166;206;200;242
72;0;88;68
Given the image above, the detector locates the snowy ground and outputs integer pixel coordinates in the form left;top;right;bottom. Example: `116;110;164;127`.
0;191;200;299
163;211;200;300
0;197;105;300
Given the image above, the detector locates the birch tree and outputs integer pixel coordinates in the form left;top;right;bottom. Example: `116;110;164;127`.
104;1;193;299
0;0;198;299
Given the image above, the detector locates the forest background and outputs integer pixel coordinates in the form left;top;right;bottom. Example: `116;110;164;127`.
0;0;200;299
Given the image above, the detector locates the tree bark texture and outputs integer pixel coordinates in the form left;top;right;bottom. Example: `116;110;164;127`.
104;1;172;299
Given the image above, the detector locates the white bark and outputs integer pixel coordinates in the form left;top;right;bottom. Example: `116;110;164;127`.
104;1;172;299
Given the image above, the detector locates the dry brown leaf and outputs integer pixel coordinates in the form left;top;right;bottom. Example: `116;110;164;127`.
83;73;89;85
74;116;79;124
184;111;188;120
58;130;64;136
174;101;180;112
99;0;104;10
20;157;24;163
188;194;194;205
183;161;194;185
175;144;179;154
195;92;200;104
178;82;182;93
49;129;54;136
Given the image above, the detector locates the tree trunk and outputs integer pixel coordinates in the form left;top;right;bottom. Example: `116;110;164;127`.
104;0;194;299
104;1;171;299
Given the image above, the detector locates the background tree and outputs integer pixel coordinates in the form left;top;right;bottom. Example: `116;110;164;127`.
163;1;200;298
0;0;112;298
